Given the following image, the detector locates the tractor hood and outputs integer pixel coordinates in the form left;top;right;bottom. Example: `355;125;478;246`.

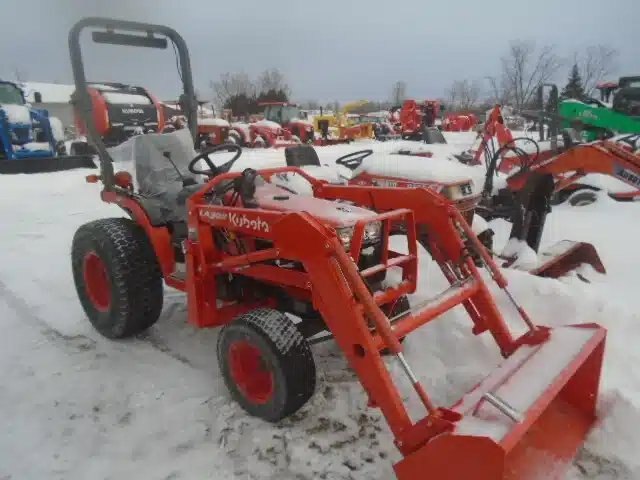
254;119;284;132
290;118;314;128
255;182;376;228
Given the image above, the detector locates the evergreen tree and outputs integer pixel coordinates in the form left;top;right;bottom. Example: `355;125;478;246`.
561;64;586;100
224;93;258;117
256;88;289;105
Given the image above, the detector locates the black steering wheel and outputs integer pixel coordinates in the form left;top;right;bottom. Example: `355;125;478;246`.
335;149;373;171
188;144;243;177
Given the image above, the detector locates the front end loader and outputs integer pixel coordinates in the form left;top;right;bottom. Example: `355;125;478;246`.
69;17;607;480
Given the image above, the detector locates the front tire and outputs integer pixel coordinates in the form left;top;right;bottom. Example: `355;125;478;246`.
217;308;316;422
228;130;243;147
71;218;163;339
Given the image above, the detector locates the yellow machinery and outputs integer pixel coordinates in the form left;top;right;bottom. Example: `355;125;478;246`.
313;100;374;140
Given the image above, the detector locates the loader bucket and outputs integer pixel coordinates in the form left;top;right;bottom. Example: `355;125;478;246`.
394;324;606;480
0;155;96;174
530;240;606;278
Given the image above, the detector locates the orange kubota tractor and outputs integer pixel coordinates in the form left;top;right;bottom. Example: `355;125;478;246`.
71;81;165;155
69;18;606;480
399;99;443;141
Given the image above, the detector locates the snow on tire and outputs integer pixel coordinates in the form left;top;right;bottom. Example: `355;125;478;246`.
217;308;316;422
71;217;163;339
253;136;267;148
568;190;598;207
228;130;242;146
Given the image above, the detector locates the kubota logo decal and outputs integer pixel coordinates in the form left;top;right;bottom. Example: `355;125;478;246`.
615;164;640;187
229;213;270;233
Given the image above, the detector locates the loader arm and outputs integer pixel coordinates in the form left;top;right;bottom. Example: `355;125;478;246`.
473;105;515;165
507;140;640;193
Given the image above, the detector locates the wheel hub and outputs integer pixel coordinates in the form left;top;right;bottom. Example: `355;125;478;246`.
82;251;111;312
228;340;274;404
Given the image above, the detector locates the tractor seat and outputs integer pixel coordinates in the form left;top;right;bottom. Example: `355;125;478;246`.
110;129;201;225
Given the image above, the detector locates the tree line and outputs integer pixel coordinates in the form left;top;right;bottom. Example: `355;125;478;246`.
210;68;291;117
210;41;619;117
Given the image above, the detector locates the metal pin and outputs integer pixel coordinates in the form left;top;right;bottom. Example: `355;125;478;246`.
482;392;522;423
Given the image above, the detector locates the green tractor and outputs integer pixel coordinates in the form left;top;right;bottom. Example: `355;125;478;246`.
558;76;640;142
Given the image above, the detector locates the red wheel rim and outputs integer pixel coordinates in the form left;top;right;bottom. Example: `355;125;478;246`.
82;251;111;312
228;340;274;404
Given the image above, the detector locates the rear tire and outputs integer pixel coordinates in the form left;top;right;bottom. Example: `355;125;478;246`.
71;218;163;339
217;308;316;422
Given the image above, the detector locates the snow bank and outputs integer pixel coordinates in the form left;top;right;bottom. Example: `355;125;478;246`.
1;104;31;124
501;238;540;269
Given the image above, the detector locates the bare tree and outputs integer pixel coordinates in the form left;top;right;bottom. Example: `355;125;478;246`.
13;67;27;83
445;79;482;111
257;68;291;97
575;45;619;96
300;100;321;110
485;75;513;106
212;72;256;106
500;40;562;111
391;81;407;105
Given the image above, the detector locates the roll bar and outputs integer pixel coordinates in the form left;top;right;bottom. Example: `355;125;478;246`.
69;17;198;189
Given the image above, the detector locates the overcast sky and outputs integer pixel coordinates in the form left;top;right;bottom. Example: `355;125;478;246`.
1;0;638;103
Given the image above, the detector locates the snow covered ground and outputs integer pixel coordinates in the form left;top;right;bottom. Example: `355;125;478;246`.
1;133;640;479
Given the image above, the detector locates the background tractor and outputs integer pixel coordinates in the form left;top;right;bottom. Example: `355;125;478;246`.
260;101;315;143
71;81;165;155
0;79;94;173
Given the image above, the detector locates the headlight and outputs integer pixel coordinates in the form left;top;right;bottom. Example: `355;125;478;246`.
442;181;474;200
364;221;382;243
336;221;382;250
336;226;355;249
